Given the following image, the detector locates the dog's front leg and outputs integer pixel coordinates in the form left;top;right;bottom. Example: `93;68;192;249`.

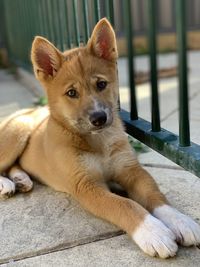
112;151;200;248
70;174;177;258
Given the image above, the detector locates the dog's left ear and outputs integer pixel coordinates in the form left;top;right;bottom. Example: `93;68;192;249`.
87;18;118;61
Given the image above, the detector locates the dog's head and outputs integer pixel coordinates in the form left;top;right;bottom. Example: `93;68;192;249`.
31;18;119;134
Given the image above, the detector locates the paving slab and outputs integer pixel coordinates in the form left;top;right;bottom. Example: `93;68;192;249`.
1;167;199;266
0;183;118;264
17;68;44;98
138;149;182;169
0;103;19;120
0;70;34;119
4;235;200;267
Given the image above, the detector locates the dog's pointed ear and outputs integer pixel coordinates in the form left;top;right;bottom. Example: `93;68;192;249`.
31;36;64;80
87;18;118;61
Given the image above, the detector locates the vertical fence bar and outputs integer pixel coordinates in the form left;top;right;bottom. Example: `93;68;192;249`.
106;0;114;26
50;0;60;47
38;1;45;36
10;0;17;59
41;0;48;37
57;0;67;50
30;1;39;38
21;0;28;62
46;0;54;43
63;0;71;48
51;0;61;49
83;0;90;42
24;0;33;65
43;0;51;41
72;0;80;46
56;0;64;51
176;0;190;147
123;0;138;120
94;0;101;23
0;0;8;50
147;0;161;132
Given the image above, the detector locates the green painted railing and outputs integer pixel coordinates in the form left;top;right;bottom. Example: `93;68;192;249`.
2;0;200;178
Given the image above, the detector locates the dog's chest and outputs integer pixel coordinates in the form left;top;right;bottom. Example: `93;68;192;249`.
82;132;126;178
80;150;114;180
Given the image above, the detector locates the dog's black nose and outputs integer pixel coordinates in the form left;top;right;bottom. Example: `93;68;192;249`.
90;111;107;127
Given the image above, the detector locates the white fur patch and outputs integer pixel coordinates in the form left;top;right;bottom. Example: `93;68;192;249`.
0;176;15;197
9;171;33;193
80;154;103;175
132;214;178;258
153;204;200;246
93;99;102;112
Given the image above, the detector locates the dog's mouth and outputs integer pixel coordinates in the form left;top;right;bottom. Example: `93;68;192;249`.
90;123;112;134
74;117;113;135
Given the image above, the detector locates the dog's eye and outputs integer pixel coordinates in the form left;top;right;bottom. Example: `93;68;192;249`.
66;89;79;98
96;81;107;91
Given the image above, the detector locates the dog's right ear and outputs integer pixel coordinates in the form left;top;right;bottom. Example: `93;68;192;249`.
31;36;64;81
87;18;118;61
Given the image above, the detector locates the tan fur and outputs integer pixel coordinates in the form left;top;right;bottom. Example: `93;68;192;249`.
0;19;191;257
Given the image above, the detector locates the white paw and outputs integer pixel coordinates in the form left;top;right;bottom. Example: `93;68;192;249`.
132;214;178;258
153;205;200;246
0;176;15;198
9;171;33;192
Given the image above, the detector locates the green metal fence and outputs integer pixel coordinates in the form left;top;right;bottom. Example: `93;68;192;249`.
1;0;200;178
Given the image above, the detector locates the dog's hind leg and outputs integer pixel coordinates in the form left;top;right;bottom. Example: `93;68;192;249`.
0;109;35;174
8;164;33;193
0;109;35;198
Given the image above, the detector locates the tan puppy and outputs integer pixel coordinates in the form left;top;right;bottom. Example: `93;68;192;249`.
0;18;200;258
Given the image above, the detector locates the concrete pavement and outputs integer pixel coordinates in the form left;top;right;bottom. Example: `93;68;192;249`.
0;50;200;267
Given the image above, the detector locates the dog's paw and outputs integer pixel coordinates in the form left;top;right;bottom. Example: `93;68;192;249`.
153;205;200;247
9;170;33;193
0;176;15;198
132;214;178;258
